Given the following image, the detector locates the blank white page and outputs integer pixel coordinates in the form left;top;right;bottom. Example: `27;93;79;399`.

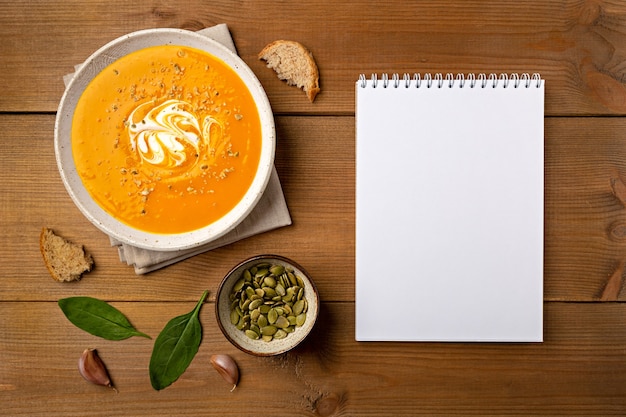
355;74;544;342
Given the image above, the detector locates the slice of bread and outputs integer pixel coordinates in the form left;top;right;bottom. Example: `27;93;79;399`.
259;40;320;102
40;227;94;282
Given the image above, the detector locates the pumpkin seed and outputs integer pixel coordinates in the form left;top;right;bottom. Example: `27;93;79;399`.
293;300;305;315
245;329;259;340
236;317;247;330
268;308;278;324
274;329;287;339
260;325;277;336
248;299;263;310
233;278;245;292
243;269;252;281
263;287;277;298
275;283;286;296
270;265;285;276
263;276;277;288
230;310;240;325
275;315;290;329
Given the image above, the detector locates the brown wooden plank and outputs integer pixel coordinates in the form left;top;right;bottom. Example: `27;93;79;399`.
5;114;626;302
0;301;625;416
0;113;355;302
545;117;626;301
2;1;626;115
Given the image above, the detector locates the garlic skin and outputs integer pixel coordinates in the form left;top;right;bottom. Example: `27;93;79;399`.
210;354;239;391
78;348;115;391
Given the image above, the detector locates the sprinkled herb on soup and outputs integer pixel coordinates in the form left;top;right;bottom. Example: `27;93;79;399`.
71;45;262;234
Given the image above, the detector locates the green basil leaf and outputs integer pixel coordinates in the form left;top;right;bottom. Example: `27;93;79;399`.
58;296;151;340
149;290;208;391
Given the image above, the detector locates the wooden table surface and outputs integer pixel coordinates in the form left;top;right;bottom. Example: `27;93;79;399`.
2;1;626;415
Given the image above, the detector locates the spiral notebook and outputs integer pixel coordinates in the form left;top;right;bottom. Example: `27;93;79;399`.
355;73;544;342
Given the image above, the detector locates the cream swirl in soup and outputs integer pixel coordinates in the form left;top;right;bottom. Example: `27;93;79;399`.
127;99;224;172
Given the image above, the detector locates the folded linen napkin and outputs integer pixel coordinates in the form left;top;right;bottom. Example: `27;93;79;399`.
63;24;292;274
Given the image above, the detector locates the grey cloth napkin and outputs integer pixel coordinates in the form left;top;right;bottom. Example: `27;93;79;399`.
64;24;292;274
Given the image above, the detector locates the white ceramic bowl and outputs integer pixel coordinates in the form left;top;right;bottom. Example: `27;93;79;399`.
216;255;319;356
54;28;275;251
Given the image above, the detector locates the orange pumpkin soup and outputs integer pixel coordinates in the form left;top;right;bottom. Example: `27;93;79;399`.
71;45;262;234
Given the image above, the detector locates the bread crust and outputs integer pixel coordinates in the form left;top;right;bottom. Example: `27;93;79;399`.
259;40;320;102
40;227;94;282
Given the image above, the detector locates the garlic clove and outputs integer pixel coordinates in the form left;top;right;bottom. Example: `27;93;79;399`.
78;348;116;392
210;354;239;391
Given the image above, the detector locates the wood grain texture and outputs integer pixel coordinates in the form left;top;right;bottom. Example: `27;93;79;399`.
0;114;355;302
0;302;625;416
544;117;626;301
2;1;626;415
2;1;626;115
4;115;626;302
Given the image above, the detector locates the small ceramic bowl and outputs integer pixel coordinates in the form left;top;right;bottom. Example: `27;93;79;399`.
216;255;319;356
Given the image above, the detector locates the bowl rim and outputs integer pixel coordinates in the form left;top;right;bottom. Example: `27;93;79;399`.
215;254;320;356
54;28;275;251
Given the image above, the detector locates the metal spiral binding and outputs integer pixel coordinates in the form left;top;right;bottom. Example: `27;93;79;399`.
358;73;542;88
